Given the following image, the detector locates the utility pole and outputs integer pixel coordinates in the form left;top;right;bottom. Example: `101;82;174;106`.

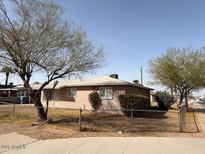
140;66;143;85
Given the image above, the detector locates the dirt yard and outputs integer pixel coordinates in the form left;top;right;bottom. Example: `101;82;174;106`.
0;106;203;139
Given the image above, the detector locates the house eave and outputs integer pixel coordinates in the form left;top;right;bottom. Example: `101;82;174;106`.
54;83;154;90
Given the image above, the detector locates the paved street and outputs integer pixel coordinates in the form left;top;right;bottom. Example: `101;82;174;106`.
0;132;205;154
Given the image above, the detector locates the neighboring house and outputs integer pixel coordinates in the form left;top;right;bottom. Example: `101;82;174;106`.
0;82;42;104
0;84;18;103
15;82;44;104
0;84;16;96
40;75;153;110
16;82;42;97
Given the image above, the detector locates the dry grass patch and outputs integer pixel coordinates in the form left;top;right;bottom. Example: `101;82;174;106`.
0;106;202;139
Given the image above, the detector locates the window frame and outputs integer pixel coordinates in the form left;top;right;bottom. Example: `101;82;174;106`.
99;87;113;100
43;89;53;100
67;88;77;98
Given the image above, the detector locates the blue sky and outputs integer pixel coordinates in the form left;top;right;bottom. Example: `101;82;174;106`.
0;0;205;94
59;0;205;84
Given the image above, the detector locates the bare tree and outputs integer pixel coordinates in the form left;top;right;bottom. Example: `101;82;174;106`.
0;0;104;120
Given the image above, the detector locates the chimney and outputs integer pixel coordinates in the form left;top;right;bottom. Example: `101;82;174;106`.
109;74;118;79
133;80;139;85
9;82;13;86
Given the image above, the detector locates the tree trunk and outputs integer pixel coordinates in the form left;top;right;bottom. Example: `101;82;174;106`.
179;95;184;105
30;93;47;121
21;77;49;121
36;102;47;121
5;73;9;85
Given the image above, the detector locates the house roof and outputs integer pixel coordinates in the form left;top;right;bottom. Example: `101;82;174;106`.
0;88;18;91
16;83;43;90
16;76;154;90
0;85;17;91
0;84;16;89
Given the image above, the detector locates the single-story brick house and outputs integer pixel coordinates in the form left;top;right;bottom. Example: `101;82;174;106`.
39;75;153;110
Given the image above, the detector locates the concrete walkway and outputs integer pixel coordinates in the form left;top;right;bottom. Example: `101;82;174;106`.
0;132;38;153
0;133;205;154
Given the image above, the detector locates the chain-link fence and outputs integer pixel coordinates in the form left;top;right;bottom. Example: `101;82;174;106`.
0;104;37;120
0;103;198;134
79;109;180;133
0;104;80;130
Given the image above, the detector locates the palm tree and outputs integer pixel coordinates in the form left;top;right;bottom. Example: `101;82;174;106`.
0;67;15;85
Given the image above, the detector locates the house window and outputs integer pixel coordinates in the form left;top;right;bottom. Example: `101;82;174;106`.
44;90;52;100
99;87;113;99
18;90;25;96
67;88;76;98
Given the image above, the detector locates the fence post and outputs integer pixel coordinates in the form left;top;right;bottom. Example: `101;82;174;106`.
36;106;39;121
178;110;182;132
131;109;133;134
79;108;82;132
12;102;16;119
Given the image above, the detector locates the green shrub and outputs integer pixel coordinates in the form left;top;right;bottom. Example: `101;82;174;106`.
154;91;175;109
89;92;102;111
118;94;150;116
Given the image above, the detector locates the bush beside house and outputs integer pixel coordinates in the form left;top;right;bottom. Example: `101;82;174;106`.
154;91;175;110
118;94;150;116
89;92;102;111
